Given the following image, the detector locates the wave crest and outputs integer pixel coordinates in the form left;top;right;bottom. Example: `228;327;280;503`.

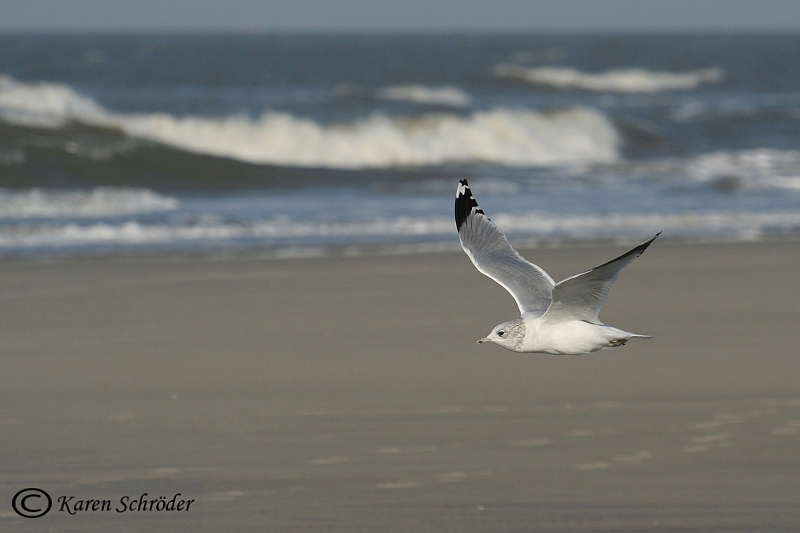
0;187;178;218
0;75;106;127
494;65;724;93
0;74;619;169
375;85;472;107
686;149;800;190
4;209;800;253
120;107;619;169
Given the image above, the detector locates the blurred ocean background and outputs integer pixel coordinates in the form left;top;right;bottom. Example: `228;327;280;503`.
1;32;800;258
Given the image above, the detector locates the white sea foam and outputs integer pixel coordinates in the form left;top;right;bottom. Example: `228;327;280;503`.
376;85;472;107
0;74;620;168
0;216;452;249
490;210;800;240
118;107;620;168
0;187;178;218
3;209;800;251
684;149;800;190
0;74;106;127
494;65;724;93
619;149;800;191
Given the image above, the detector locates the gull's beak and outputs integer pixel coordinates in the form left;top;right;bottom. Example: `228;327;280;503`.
477;337;490;344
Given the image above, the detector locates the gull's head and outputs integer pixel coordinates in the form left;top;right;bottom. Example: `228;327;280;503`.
477;319;525;351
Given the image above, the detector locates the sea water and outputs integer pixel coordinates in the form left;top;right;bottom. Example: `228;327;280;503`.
1;33;800;257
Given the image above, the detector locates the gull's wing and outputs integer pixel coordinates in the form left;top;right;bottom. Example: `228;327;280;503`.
542;233;661;324
455;179;555;314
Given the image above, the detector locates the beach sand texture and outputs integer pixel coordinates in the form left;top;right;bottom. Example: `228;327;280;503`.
2;239;799;531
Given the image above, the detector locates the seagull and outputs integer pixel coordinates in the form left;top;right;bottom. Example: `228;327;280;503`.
455;179;659;355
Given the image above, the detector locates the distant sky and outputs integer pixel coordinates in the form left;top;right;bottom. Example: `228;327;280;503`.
2;0;800;32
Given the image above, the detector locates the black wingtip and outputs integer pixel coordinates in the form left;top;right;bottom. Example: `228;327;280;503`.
631;232;661;256
591;232;661;270
455;179;485;231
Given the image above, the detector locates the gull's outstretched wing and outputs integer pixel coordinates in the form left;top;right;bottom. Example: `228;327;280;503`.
455;179;555;314
542;233;661;324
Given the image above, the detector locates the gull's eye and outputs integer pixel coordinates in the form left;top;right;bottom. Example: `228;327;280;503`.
497;330;506;337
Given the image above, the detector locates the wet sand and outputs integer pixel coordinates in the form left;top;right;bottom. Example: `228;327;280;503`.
2;239;800;532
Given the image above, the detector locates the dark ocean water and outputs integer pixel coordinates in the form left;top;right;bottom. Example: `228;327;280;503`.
1;33;800;257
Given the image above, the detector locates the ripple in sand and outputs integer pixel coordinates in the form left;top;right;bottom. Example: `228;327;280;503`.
689;432;731;444
305;457;351;465
374;481;420;489
438;472;469;483
681;444;712;453
688;420;723;430
297;408;332;416
478;405;510;413
772;421;800;435
202;490;247;502
510;438;553;447
714;412;743;423
107;413;137;421
576;461;610;470
437;470;492;483
594;401;624;409
373;445;437;454
612;450;654;463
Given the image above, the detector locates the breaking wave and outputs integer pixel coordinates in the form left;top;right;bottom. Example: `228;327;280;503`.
494;65;724;93
0;74;620;169
684;149;800;190
119;107;619;169
2;209;799;254
0;74;106;127
375;85;473;107
612;149;800;191
0;187;178;218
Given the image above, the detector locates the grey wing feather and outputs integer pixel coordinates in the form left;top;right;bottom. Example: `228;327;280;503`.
543;232;661;324
455;180;555;314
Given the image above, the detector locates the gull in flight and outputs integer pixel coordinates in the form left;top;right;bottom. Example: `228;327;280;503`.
455;179;659;355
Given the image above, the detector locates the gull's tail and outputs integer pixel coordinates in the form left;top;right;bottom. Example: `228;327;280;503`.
601;326;652;347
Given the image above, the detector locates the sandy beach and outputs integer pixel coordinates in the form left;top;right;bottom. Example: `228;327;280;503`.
2;238;799;532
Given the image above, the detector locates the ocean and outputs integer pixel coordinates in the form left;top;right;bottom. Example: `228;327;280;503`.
1;32;800;258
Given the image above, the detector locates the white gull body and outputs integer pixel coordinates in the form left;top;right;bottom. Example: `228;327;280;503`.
455;179;659;355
